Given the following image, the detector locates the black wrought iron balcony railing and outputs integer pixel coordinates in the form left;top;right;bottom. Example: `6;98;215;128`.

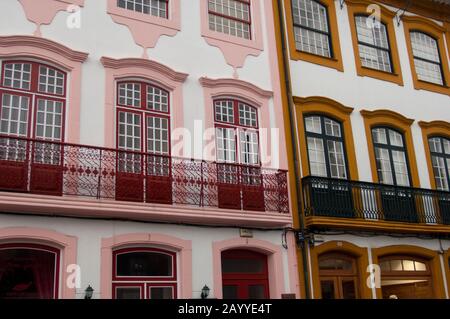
302;176;450;225
0;135;289;214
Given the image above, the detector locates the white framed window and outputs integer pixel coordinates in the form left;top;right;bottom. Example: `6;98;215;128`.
208;0;252;40
2;62;32;90
355;15;392;73
38;66;65;96
292;0;331;58
117;0;168;18
410;31;444;85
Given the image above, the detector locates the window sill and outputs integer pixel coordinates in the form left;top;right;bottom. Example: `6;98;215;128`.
289;49;344;72
356;66;404;86
413;79;450;96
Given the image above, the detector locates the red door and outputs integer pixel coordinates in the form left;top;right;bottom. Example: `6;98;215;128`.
221;250;269;299
217;163;242;210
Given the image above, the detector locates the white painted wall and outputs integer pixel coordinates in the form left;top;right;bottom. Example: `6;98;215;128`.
0;213;292;299
285;1;450;187
0;0;285;168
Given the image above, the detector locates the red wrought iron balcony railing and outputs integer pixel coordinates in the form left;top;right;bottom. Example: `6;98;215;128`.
0;135;289;213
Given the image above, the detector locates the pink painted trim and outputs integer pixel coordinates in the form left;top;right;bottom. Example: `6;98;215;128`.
0;192;293;228
107;0;181;57
100;233;192;299
18;0;85;36
0;227;78;299
101;57;188;155
0;35;88;144
199;77;273;165
212;237;286;299
200;0;264;70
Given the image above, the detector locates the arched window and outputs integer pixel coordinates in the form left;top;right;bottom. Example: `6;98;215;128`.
214;98;263;210
291;0;332;58
304;115;353;217
318;253;358;299
112;247;177;299
379;255;432;299
354;15;392;73
0;244;60;299
304;115;348;179
221;249;269;299
208;0;252;40
0;60;67;195
117;0;169;19
428;136;450;191
372;126;417;222
115;80;172;204
410;31;444;86
372;127;411;187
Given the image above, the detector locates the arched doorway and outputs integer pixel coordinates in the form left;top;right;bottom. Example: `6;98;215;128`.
379;255;433;299
0;243;60;299
221;249;269;299
318;252;359;299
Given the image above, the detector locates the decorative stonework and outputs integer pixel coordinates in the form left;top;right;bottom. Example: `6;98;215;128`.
101;57;188;150
18;0;85;36
200;0;264;74
106;0;181;58
0;35;89;143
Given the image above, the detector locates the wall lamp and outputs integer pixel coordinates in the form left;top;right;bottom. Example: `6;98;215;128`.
201;285;210;299
84;285;94;299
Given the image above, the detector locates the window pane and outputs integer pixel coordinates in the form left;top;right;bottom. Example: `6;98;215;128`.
307;137;327;177
239;130;259;165
305;116;322;134
375;147;394;185
118;83;141;107
432;156;449;191
320;280;336;299
116;287;141;299
410;32;443;85
372;128;387;144
2;63;31;90
429;137;442;153
238;103;258;128
147;85;169;112
292;0;330;57
117;0;168;18
248;285;266;299
0;248;57;299
324;118;341;137
388;129;404;147
215;100;234;124
208;0;251;39
327;140;347;179
342;279;357;299
116;251;173;277
216;127;236;163
392;150;410;187
222;258;264;274
38;66;65;95
355;16;392;72
223;285;238;299
319;257;353;271
150;287;173;299
0;94;29;137
146;116;169;155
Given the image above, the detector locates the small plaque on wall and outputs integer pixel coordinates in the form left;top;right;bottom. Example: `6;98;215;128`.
281;293;296;299
239;229;253;238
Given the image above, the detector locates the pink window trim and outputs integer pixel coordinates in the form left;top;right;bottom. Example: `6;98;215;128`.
199;77;273;165
100;233;192;299
107;0;181;57
18;0;85;37
0;227;78;299
0;36;89;144
200;0;264;70
101;57;187;155
212;237;285;299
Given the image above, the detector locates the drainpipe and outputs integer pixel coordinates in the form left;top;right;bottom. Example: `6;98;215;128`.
276;0;311;299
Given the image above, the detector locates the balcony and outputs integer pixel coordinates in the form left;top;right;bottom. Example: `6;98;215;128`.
0;135;289;225
302;176;450;233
